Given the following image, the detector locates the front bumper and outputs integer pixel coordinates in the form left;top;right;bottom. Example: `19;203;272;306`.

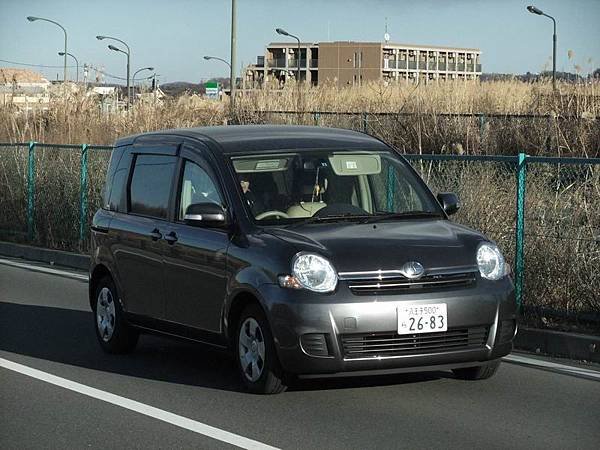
261;276;517;375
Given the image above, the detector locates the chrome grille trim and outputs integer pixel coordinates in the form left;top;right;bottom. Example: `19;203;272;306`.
338;266;478;281
342;271;477;294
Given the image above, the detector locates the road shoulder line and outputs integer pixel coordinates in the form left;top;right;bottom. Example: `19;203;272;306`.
0;357;279;450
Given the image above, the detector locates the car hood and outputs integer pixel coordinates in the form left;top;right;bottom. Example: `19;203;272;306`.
264;220;486;273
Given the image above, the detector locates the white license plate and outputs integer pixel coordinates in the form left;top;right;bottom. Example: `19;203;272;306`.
397;303;448;335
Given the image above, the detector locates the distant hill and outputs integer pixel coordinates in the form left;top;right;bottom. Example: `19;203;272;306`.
161;78;231;97
160;82;205;96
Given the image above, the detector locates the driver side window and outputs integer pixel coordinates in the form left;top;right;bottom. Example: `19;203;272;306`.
179;160;223;220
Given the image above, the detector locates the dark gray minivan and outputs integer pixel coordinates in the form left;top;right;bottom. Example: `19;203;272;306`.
90;125;517;394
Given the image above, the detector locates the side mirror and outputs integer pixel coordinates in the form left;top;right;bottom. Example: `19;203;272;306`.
437;193;460;216
184;203;228;228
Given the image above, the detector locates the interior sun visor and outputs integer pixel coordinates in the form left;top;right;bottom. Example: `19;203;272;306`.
233;157;291;173
328;154;382;176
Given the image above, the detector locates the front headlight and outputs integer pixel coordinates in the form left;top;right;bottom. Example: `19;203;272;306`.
281;253;338;293
477;242;507;281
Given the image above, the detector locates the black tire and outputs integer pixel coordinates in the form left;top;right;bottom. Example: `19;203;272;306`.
235;304;287;394
93;276;139;354
452;359;501;380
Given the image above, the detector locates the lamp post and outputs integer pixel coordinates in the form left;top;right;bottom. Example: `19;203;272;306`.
203;55;232;70
230;0;237;112
58;52;78;82
276;27;301;83
132;67;154;105
526;5;557;90
27;16;67;83
97;35;131;103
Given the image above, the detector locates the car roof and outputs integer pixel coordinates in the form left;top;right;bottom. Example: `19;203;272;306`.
116;125;389;154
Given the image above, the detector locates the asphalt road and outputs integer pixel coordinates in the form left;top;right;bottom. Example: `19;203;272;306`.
1;260;599;449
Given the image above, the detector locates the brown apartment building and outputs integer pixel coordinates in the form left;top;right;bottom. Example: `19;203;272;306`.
245;41;482;88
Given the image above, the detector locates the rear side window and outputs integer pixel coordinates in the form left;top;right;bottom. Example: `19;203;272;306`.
129;154;177;219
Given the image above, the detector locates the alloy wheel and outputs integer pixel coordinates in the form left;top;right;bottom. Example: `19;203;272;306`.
238;317;266;382
96;287;116;342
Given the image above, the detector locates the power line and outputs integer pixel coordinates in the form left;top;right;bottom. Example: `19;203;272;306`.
0;58;77;68
0;59;153;83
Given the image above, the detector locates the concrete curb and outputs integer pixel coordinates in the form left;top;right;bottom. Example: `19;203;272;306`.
0;241;89;271
514;327;600;363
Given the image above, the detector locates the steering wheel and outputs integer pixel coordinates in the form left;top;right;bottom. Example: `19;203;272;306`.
255;210;290;220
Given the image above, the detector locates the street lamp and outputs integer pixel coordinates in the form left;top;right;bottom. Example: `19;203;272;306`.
132;67;154;105
27;16;68;83
58;52;78;83
276;27;301;83
526;5;557;90
203;55;232;70
97;35;131;103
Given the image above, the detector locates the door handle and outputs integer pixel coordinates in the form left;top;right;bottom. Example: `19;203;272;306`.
164;231;178;245
149;229;162;241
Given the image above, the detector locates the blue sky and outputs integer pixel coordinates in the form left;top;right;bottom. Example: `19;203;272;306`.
1;0;599;83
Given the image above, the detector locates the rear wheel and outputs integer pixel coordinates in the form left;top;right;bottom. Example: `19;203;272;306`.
236;304;287;394
93;276;139;354
452;360;501;380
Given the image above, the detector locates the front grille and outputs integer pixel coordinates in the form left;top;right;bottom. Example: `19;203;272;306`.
342;272;476;295
341;326;489;359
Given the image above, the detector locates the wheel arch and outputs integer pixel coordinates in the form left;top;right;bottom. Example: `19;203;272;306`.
225;289;268;349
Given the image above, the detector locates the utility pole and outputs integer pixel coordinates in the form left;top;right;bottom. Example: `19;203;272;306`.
230;0;237;115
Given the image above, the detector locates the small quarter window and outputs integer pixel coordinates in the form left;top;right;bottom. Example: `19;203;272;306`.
129;154;177;219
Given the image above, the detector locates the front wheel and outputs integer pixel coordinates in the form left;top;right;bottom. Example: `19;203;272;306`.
93;276;139;354
452;359;501;380
236;304;287;394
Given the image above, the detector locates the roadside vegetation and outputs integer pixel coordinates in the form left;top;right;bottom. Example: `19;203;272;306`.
0;79;598;332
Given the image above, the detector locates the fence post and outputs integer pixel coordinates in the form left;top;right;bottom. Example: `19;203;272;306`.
362;112;369;134
514;152;527;308
478;114;486;142
313;112;320;126
26;141;36;242
79;144;89;247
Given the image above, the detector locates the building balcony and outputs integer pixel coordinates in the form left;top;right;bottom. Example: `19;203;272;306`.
447;63;456;71
466;64;475;72
267;58;287;68
438;62;447;70
408;61;417;70
418;61;427;70
476;64;482;72
427;62;437;70
457;63;466;71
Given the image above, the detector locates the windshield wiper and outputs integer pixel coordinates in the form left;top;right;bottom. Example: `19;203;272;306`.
362;211;443;224
288;213;373;228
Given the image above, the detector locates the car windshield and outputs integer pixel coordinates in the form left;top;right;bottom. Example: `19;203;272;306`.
230;149;442;225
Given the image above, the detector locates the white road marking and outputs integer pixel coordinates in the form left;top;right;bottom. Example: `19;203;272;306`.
0;357;279;450
504;354;600;380
0;258;88;281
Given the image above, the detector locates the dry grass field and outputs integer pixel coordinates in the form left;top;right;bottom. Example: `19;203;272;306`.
0;79;599;331
1;79;599;156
